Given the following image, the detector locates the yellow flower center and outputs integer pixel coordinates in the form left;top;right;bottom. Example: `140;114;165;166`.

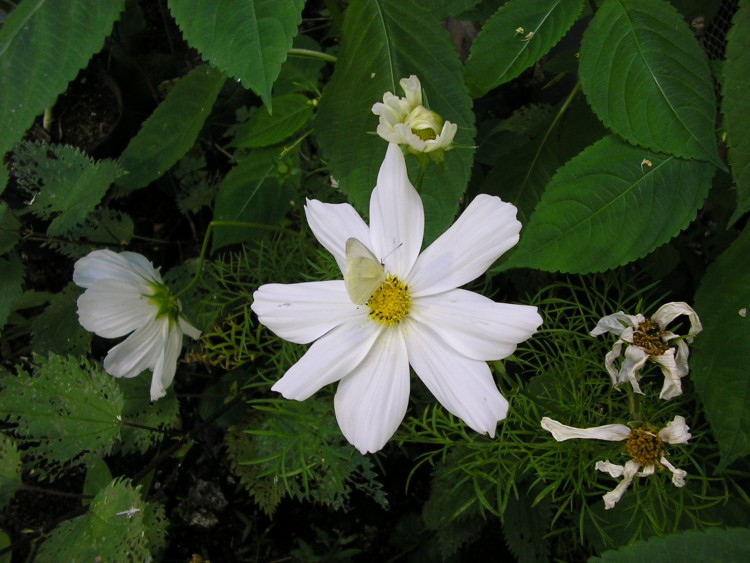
412;127;437;141
367;275;411;325
631;319;669;356
626;426;664;467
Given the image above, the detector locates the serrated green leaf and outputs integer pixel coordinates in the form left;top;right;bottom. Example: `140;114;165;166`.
211;149;296;252
231;94;313;148
579;0;720;164
0;354;124;481
117;376;180;455
116;64;226;192
500;136;714;273
724;3;750;226
50;208;134;260
82;458;113;506
0;434;21;511
464;0;584;97
13;142;124;236
0;0;126;159
315;0;476;244
168;0;304;107
692;224;750;470
31;284;91;357
36;478;161;562
0;255;23;332
590;527;750;563
0;203;20;254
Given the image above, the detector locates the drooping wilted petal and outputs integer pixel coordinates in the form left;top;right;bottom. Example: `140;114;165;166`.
652;302;702;341
596;459;641;510
541;418;631;442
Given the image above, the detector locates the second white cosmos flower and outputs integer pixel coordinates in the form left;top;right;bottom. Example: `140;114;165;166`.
252;144;542;454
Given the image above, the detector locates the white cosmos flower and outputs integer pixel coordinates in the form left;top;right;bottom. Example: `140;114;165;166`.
591;302;702;400
541;415;690;509
372;75;458;157
252;144;542;454
73;249;201;401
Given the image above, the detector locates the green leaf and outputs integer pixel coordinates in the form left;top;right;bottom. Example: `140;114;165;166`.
36;478;164;562
211;149;296;252
31;284;92;357
464;0;585;97
82;458;113;506
0;203;20;254
579;0;720;164
231;93;313;148
116;64;226;192
0;354;124;481
117;376;180;455
13;142;124;236
168;0;305;108
0;434;21;511
590;527;750;563
501;136;714;273
48;208;134;260
0;255;24;332
692;224;750;469
724;3;750;226
0;0;126;159
315;0;476;244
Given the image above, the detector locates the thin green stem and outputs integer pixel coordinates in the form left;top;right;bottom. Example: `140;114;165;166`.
174;221;300;299
287;48;337;63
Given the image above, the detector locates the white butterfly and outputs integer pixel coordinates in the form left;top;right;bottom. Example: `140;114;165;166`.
344;238;386;305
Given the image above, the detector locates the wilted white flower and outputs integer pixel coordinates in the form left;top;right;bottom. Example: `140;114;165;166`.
372;75;457;157
73;250;201;401
541;415;690;509
591;302;702;400
252;144;543;454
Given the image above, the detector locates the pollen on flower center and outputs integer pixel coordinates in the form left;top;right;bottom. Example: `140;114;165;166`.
367;275;411;325
412;127;437;141
626;426;664;466
632;319;669;356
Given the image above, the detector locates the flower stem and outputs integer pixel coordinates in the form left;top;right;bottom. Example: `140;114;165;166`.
287;47;337;63
174;221;300;299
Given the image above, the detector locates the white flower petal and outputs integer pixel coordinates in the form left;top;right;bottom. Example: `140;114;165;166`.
77;282;156;338
178;315;201;340
334;328;410;454
150;322;182;401
272;319;381;401
410;289;542;360
73;249;159;288
618;344;648;393
652;301;702;340
590;312;635;337
659;416;691;444
400;75;422;108
103;318;168;379
602;340;624;386
598;459;641;510
541;418;631;442
252;281;363;344
304;199;371;274
652;348;684;400
404;319;508;436
595;460;626;478
368;144;424;277
660;456;687;487
407;195;521;296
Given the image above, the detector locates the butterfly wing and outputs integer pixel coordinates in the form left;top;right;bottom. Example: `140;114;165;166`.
344;238;386;305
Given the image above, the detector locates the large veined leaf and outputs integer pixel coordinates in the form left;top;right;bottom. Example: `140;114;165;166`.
692;224;750;470
211;149;297;252
579;0;720;164
36;478;167;562
590;527;750;563
500;136;714;273
464;0;585;97
13;143;124;236
724;2;750;226
231;93;313;148
0;0;126;160
116;65;225;193
168;0;304;108
316;0;475;244
0;354;124;481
